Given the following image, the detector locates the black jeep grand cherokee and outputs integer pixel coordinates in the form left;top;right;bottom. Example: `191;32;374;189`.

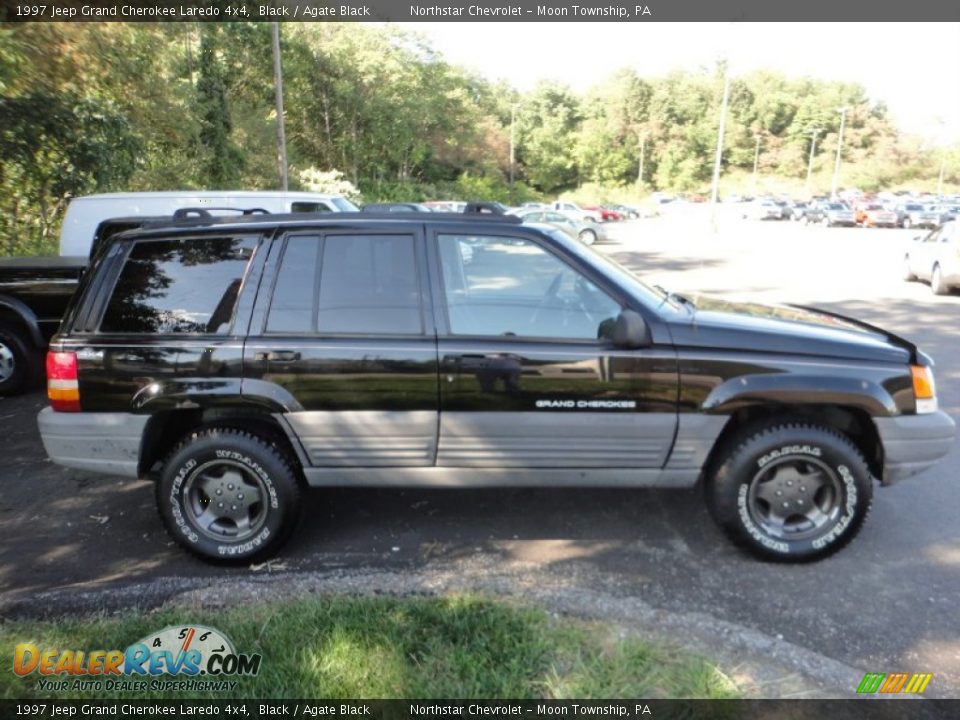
38;212;954;563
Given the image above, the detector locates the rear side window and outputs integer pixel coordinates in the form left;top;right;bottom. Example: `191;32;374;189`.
264;233;422;336
99;236;256;334
317;235;421;335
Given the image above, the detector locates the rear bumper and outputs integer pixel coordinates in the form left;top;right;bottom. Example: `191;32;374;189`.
875;411;956;485
37;407;147;478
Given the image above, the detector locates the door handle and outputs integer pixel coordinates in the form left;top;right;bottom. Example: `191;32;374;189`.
254;350;301;362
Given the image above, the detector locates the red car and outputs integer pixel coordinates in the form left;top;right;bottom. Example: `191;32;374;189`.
855;203;898;228
585;206;621;222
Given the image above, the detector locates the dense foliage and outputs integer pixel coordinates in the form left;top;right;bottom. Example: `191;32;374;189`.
0;23;956;254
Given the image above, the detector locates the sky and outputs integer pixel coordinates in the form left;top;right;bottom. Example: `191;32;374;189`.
398;22;960;143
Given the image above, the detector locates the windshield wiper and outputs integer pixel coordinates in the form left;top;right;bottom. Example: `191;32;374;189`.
654;285;697;309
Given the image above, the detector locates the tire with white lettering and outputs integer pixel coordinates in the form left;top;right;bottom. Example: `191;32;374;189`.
705;423;872;562
156;427;302;564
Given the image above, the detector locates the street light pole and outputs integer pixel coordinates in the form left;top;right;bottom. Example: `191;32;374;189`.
637;131;646;185
752;133;762;189
509;103;518;204
271;22;289;192
710;68;731;206
831;107;848;200
806;127;820;191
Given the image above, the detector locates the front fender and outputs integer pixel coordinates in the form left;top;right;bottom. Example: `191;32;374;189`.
702;373;898;417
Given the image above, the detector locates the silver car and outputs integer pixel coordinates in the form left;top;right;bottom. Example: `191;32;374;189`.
904;221;960;295
515;209;609;246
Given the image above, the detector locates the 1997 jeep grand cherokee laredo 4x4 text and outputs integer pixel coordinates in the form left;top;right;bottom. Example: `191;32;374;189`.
37;212;955;562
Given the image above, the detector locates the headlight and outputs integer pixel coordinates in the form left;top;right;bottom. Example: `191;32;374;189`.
911;364;938;414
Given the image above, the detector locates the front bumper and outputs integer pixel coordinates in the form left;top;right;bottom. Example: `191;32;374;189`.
37;407;147;478
875;411;956;485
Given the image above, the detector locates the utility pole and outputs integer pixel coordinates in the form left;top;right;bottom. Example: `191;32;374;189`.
752;132;762;189
637;131;647;185
831;107;848;201
710;68;731;207
272;22;289;192
806;127;821;191
509;103;518;204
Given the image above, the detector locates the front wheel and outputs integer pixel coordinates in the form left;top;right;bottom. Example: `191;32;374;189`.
578;229;597;246
0;323;39;396
932;264;950;295
157;427;303;563
705;423;872;562
903;255;917;282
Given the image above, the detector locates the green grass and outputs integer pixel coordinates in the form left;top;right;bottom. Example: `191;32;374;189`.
1;595;739;700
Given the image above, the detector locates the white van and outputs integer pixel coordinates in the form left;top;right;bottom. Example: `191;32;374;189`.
59;191;359;257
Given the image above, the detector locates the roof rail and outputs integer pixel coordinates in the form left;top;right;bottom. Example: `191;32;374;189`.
171;207;271;221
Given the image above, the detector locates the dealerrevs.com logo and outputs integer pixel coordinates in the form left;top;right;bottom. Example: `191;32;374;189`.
13;625;261;693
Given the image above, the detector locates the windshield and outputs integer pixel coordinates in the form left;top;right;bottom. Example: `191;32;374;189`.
332;197;360;212
536;226;676;309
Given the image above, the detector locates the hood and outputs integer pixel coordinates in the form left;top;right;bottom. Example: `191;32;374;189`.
666;297;915;364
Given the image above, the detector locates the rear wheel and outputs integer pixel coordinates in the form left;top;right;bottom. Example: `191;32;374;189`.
157;427;303;563
705;422;872;562
903;218;913;229
578;229;597;246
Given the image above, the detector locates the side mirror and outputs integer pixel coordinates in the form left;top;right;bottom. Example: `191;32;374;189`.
612;309;651;349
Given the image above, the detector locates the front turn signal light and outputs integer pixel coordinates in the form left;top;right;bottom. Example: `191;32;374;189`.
911;364;937;414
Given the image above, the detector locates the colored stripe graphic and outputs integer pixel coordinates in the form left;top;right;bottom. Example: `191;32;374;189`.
857;672;932;694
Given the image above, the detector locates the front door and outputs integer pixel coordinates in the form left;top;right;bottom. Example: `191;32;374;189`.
430;230;678;469
244;230;438;467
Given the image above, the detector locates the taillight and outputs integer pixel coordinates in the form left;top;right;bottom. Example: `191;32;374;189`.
911;364;937;414
46;351;80;412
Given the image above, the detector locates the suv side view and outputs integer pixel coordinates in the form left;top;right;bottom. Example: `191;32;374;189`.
38;212;955;563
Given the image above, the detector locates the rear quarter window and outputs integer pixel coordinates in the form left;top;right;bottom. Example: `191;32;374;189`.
99;236;256;335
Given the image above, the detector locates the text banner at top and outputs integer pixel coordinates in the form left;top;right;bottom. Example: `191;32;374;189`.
3;0;960;22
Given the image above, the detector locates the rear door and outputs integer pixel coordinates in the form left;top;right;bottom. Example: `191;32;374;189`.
245;227;438;468
429;227;678;470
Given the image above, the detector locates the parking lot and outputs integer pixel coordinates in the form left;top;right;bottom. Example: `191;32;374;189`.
1;207;958;696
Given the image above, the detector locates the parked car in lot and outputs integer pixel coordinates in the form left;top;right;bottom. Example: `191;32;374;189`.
37;211;954;563
903;221;960;295
800;202;856;227
855;203;898;228
362;202;433;213
514;209;608;245
550;201;599;223
607;204;640;219
585;206;621;222
744;200;785;221
895;203;940;230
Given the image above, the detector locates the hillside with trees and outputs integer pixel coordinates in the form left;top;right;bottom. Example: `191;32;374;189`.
0;23;956;254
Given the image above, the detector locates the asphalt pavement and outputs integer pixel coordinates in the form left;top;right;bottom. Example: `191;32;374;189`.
1;207;957;697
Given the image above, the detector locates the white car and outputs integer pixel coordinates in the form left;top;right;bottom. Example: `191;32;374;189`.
549;201;599;223
904;221;960;295
59;191;358;257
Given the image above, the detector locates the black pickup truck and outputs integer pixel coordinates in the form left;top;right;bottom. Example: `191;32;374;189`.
0;255;86;394
36;212;955;564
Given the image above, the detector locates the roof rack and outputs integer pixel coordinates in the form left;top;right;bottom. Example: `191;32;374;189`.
171;207;270;220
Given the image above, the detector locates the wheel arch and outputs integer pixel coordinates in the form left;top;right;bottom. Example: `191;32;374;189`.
701;403;884;484
0;295;45;348
138;406;307;482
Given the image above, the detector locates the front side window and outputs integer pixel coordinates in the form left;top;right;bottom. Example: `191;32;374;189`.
100;236;255;334
437;234;620;340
